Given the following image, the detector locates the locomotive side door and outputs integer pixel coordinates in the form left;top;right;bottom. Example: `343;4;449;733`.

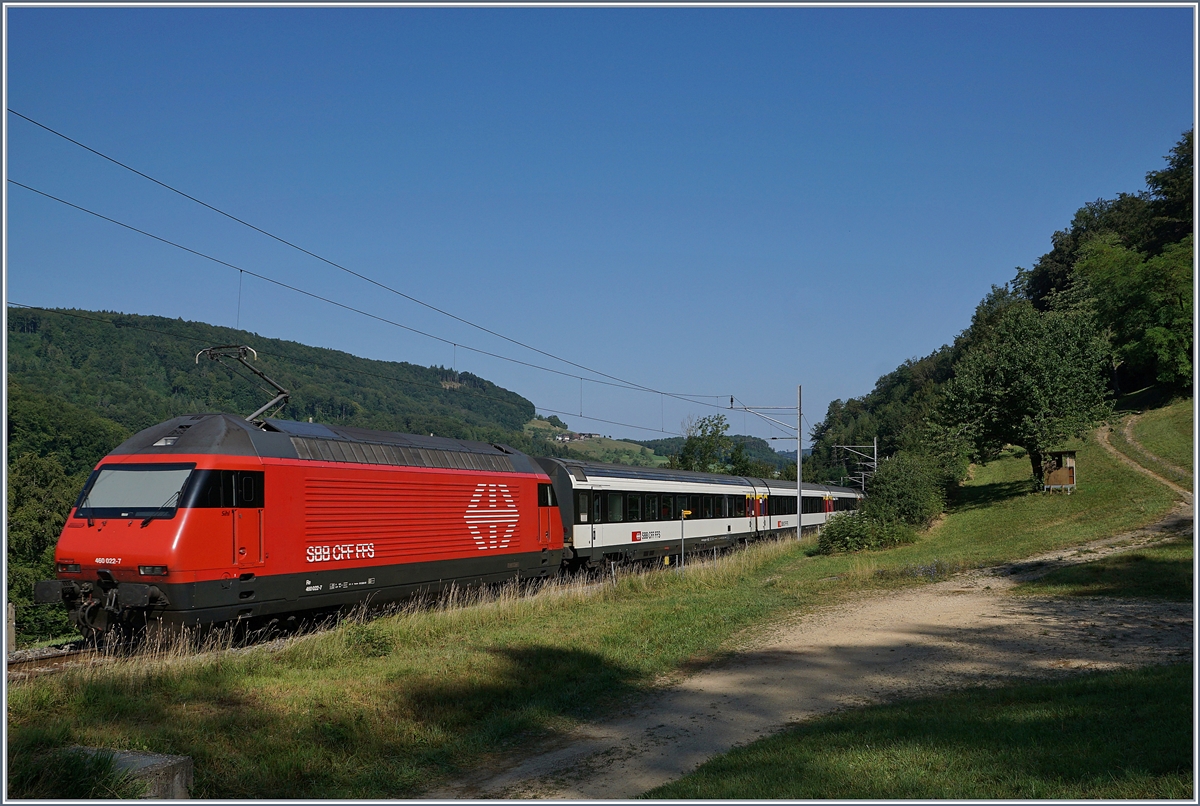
232;471;266;568
537;483;555;547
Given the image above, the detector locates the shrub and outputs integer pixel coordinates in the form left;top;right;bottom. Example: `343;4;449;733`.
817;515;915;554
862;451;945;526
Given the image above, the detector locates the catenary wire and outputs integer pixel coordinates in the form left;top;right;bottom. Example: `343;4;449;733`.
8;178;735;413
7;109;731;404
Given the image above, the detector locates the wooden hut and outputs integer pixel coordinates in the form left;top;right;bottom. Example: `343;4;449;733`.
1043;450;1077;493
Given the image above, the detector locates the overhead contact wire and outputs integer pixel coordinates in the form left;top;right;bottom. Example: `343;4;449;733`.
8;109;732;411
8;178;728;417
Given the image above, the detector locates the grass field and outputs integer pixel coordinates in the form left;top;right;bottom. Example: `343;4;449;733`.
1012;535;1193;601
524;418;668;466
644;663;1192;799
1108;395;1193;488
1131;397;1193;477
6;431;1185;798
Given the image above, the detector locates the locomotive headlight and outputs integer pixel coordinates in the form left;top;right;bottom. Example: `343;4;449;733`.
57;563;82;573
138;565;168;576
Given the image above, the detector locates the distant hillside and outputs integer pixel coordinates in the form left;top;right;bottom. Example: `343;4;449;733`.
6;307;562;455
774;449;812;462
523;416;667;467
631;434;791;470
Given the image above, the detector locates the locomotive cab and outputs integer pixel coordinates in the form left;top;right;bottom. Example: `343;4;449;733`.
35;460;268;636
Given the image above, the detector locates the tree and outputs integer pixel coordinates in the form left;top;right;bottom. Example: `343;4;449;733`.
1144;129;1193;254
7;453;82;642
939;299;1111;483
667;414;731;473
1073;234;1193;391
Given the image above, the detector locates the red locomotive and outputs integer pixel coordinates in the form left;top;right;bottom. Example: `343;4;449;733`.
35;413;564;637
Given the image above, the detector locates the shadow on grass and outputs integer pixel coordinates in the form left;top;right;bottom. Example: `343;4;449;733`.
948;478;1032;513
1114;385;1176;414
397;644;640;753
8;644;639;799
1015;548;1193;601
643;662;1192;799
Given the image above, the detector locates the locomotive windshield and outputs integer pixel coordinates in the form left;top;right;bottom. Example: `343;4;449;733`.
74;463;196;520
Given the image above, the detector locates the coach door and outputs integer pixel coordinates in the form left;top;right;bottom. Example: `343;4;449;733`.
232;471;266;568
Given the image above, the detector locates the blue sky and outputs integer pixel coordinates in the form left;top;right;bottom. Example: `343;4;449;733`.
4;6;1195;447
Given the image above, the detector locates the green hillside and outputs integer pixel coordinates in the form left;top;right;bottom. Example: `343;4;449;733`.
523;417;667;467
7;307;545;445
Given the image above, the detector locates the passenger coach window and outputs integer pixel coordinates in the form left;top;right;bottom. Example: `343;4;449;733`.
607;492;625;523
702;496;713;519
593;494;603;524
661;495;674;520
627;494;642;522
577;492;590;523
678;495;689;517
646;495;658;522
734;496;745;517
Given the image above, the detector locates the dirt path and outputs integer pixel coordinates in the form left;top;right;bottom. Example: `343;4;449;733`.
1098;418;1193;502
431;500;1193;799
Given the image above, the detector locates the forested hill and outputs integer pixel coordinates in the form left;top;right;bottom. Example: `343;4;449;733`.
7;307;545;448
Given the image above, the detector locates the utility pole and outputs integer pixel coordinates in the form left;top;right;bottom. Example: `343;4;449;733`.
728;386;803;537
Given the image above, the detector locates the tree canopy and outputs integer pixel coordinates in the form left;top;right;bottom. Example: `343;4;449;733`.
667;414;733;473
939;296;1112;482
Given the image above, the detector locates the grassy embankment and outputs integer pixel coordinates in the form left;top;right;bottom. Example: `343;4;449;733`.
6;431;1185;798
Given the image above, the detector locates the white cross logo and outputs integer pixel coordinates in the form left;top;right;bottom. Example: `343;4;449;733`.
464;482;518;550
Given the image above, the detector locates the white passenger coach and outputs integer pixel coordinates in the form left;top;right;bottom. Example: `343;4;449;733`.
535;457;862;570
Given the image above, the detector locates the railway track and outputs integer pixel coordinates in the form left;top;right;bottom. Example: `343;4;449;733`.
7;647;100;681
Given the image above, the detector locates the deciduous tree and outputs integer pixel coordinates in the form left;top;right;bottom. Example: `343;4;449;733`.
939;299;1111;483
668;414;731;473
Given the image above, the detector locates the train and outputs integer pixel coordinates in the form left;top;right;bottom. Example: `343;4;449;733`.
34;413;862;637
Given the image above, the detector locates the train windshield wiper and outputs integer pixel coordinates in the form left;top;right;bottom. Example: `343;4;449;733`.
140;490;182;527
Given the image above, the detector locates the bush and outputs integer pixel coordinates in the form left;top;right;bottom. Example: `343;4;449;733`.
817;515;915;554
817;450;945;555
862;451;945;526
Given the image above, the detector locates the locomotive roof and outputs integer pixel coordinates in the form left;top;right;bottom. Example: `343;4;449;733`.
107;413;542;475
536;457;861;496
